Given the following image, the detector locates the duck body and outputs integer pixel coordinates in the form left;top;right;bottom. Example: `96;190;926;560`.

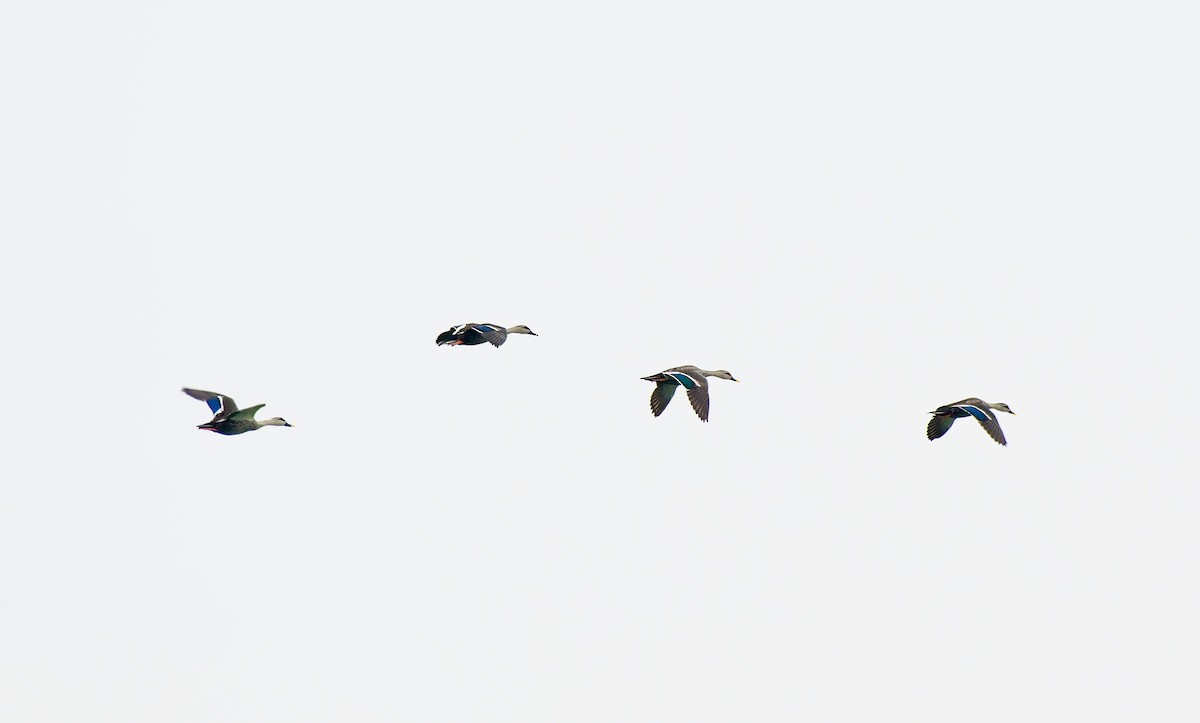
641;366;738;422
927;398;1014;446
436;323;537;347
182;388;292;435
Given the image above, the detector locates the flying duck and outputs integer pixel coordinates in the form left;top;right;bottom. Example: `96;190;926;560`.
182;388;293;435
436;323;537;347
641;366;738;422
927;398;1014;446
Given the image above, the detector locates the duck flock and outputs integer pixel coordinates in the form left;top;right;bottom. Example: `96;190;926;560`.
184;321;1017;445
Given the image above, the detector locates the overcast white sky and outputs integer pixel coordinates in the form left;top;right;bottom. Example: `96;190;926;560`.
2;1;1199;720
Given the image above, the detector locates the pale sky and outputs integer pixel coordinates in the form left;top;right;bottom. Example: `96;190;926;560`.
2;1;1199;721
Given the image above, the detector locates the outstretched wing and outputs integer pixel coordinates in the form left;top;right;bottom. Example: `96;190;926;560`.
472;324;509;347
228;404;266;422
972;410;1007;446
685;384;711;422
951;402;1007;446
927;415;955;440
649;383;678;417
182;388;237;417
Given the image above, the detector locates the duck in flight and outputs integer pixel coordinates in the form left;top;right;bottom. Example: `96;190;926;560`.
927;398;1014;446
436;323;537;347
641;366;738;422
182;388;293;435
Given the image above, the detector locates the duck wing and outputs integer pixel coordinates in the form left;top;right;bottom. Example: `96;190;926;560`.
649;383;678;417
471;324;509;347
182;388;238;418
973;410;1007;446
685;383;711;422
656;367;709;421
926;414;956;440
228;404;266;422
950;400;1007;446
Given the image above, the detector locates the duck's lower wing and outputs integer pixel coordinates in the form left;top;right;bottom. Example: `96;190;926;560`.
927;414;955;440
952;402;1007;446
649;383;677;417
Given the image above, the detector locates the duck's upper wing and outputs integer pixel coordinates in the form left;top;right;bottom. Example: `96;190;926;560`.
182;388;238;417
662;367;703;389
685;384;711;422
471;324;509;347
972;410;1007;445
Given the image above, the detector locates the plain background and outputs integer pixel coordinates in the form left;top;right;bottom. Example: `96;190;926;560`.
2;1;1198;720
